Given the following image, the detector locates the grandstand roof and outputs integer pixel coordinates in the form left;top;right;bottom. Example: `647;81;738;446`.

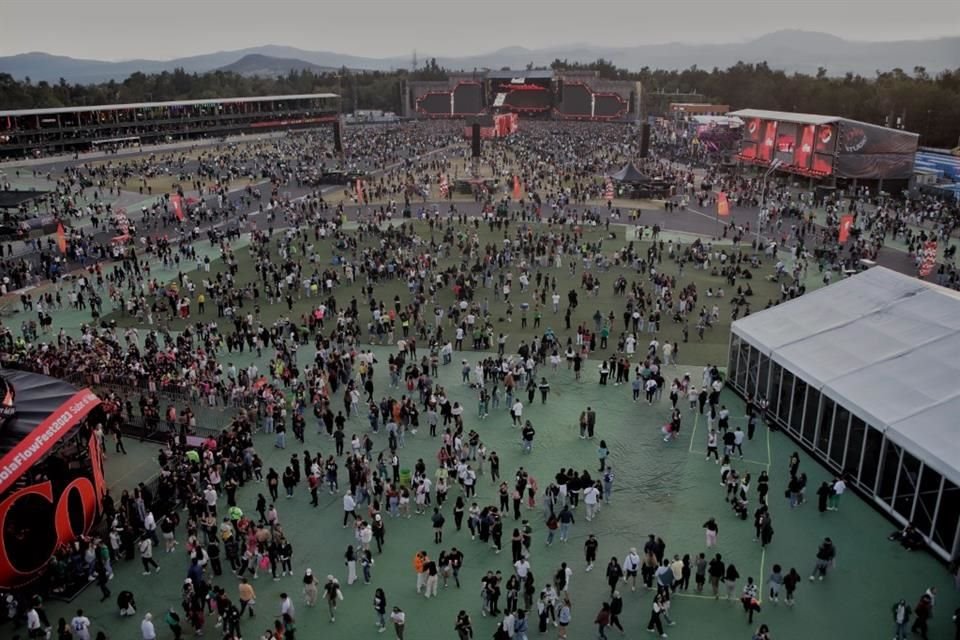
0;93;339;118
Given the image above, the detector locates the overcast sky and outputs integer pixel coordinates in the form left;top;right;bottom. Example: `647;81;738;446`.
2;0;957;60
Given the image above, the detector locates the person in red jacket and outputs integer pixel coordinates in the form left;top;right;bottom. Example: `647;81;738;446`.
594;602;611;640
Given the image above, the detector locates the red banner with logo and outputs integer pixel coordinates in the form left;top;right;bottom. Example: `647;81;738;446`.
513;176;522;201
356;179;365;204
838;214;854;243
0;389;100;495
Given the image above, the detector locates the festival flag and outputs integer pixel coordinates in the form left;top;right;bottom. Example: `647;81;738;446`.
513;175;522;201
717;191;730;217
355;178;365;204
604;177;614;202
56;223;67;254
838;214;854;243
171;194;185;222
918;240;938;277
439;174;449;199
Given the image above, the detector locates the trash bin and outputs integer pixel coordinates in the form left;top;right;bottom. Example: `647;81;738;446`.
399;469;412;488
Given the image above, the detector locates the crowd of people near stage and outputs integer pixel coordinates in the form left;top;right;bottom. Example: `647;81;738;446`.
1;119;958;640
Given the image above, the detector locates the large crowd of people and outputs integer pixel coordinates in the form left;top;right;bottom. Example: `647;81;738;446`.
1;118;958;640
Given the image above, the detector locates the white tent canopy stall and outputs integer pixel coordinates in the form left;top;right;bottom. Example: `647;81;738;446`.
729;267;960;561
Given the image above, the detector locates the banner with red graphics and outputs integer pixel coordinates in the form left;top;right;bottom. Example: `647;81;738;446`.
0;389;100;495
918;240;938;277
717;192;730;217
838;214;855;243
56;223;67;254
171;194;185;222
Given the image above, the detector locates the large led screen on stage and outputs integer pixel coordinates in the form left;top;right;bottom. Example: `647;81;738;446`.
453;83;483;115
417;92;452;116
558;83;592;116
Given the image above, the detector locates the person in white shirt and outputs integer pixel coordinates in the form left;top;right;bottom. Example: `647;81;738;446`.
26;606;42;635
140;612;156;640
515;558;531;579
829;478;846;511
280;592;296;619
70;610;91;640
583;485;601;521
343;492;357;527
511;400;523;426
143;510;158;546
390;607;406;637
622;548;641;591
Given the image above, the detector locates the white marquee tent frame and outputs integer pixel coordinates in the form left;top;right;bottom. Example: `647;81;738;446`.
728;266;960;561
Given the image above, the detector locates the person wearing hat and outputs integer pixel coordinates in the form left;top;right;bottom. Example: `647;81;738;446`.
303;569;319;607
323;576;343;622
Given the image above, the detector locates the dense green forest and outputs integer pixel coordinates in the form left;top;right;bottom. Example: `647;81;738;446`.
1;58;958;148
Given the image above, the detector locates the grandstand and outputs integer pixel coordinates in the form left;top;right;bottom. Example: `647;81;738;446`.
0;93;340;159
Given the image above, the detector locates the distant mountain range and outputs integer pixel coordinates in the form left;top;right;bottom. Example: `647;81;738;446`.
1;31;957;84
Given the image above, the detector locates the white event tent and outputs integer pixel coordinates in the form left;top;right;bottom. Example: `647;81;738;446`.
728;266;960;561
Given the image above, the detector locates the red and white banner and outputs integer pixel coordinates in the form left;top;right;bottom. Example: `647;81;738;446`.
356;178;365;204
171;194;185;222
918;240;938;277
838;214;854;243
439;175;449;199
513;176;522;201
0;389;101;494
604;178;614;202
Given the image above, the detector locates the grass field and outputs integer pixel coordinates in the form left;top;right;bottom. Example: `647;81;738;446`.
105;219;791;368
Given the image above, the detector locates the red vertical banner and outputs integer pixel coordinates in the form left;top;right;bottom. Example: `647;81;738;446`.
513;176;522;201
56;223;67;254
838;214;854;243
795;125;815;170
918;240;938;277
356;178;365;204
439;175;449;199
759;120;778;162
717;192;730;217
604;178;614;201
171;194;185;221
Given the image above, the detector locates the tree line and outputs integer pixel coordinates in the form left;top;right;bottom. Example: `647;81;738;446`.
0;59;957;148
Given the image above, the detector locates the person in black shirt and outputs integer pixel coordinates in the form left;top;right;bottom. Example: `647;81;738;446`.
584;534;599;572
